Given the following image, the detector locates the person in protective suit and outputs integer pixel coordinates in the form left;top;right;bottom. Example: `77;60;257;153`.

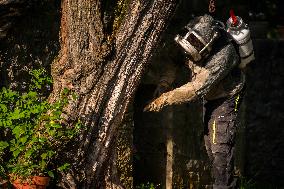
144;14;247;189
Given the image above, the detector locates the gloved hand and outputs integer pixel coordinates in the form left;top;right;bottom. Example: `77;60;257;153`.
143;80;172;112
144;92;169;112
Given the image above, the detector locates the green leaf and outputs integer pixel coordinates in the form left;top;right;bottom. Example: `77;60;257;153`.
31;107;40;114
5;119;12;127
47;150;55;157
0;104;7;113
0;141;9;150
0;119;4;127
27;91;37;98
50;123;62;129
57;163;70;171
38;137;47;143
75;121;82;130
41;153;47;159
40;160;46;170
11;109;21;119
12;126;24;138
52;110;62;117
47;130;56;136
5;89;17;98
19;136;27;144
47;171;54;178
13;149;21;157
62;88;70;96
71;93;78;100
24;149;34;158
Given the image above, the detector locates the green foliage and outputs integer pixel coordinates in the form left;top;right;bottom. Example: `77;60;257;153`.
29;69;52;92
0;68;81;180
103;0;130;41
112;0;130;34
136;182;159;189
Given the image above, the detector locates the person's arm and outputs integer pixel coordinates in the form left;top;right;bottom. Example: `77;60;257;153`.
144;43;239;112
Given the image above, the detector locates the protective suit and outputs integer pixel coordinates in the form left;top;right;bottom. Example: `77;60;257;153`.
145;14;247;189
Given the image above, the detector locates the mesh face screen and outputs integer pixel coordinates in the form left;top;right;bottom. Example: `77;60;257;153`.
186;33;205;52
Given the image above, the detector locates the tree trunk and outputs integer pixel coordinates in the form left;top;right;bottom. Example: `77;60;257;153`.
50;0;177;188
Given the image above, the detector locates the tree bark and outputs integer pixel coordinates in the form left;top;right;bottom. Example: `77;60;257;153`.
49;0;177;188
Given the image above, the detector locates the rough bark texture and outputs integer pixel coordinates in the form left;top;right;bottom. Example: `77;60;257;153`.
49;0;177;188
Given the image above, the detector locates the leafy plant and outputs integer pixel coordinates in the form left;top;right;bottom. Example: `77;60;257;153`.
0;68;81;181
136;182;159;189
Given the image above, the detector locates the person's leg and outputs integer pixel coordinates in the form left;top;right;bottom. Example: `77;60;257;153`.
204;99;214;164
204;93;243;189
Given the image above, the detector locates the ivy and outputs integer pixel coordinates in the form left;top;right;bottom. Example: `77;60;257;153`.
0;68;81;180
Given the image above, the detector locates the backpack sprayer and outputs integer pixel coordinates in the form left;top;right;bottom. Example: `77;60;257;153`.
174;10;255;68
227;10;255;68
